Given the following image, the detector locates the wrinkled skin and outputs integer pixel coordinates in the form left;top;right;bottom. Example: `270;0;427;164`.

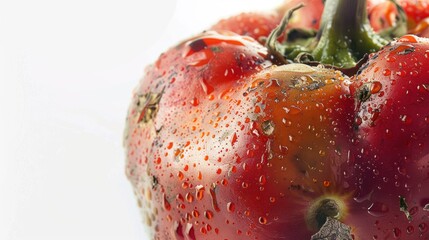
351;35;429;239
124;31;358;239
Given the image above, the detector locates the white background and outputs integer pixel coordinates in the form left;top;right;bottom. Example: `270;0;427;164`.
0;0;282;239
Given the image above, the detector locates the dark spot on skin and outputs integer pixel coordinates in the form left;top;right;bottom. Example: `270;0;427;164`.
289;184;302;191
261;120;275;135
400;196;412;221
155;125;163;134
136;90;164;125
307;81;326;91
152;175;159;189
189;38;207;52
312;19;318;27
152;138;163;148
357;84;371;103
244;81;264;96
210;46;222;53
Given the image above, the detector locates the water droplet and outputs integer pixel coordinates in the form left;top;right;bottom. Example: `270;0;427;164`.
192;210;200;217
209;186;221;212
355;116;362;126
204;210;214;219
186;192;194;203
393;227;401;238
163;194;171;211
386;56;397;62
185;223;196;240
239;53;246;61
227;202;236;212
419;223;428;233
206;224;212;231
323;180;331;187
190;97;199;106
382;69;391;76
398;35;418;43
178;171;184;181
396;70;406;77
176;193;184;202
368;202;389;217
196;185;205;200
173;221;184;238
259;175;266;185
370;81;382;94
400;115;412;125
283;105;302;115
409;206;418;215
259;217;267;224
231;133;238;146
182;182;189;189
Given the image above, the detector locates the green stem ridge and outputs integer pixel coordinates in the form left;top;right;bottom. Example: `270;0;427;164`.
311;0;387;68
268;0;394;68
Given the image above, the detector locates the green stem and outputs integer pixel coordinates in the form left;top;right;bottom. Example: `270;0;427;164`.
311;0;387;67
